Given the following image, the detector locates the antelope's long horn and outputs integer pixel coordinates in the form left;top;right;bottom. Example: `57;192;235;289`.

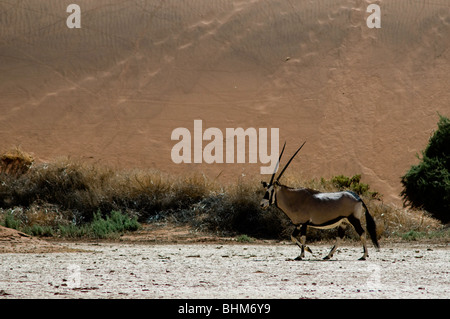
269;141;286;185
276;141;306;182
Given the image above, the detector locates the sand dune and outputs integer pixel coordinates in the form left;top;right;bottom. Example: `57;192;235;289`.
1;0;449;204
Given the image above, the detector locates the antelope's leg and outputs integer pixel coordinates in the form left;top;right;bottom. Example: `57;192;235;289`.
291;226;303;260
323;224;345;260
291;224;311;260
348;215;369;260
299;224;312;255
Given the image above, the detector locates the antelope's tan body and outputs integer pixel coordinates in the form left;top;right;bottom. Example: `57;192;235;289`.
260;142;379;260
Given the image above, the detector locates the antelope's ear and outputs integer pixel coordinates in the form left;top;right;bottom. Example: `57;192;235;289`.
261;181;268;188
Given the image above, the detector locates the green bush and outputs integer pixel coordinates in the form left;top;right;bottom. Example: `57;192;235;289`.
58;224;89;238
401;114;450;223
61;210;141;239
331;174;378;198
236;234;255;243
88;210;141;239
23;225;53;237
3;211;22;230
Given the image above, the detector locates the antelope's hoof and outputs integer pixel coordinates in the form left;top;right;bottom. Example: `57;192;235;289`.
294;256;303;261
358;256;367;261
323;255;331;260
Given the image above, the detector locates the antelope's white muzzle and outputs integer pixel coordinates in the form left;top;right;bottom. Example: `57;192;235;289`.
260;199;270;209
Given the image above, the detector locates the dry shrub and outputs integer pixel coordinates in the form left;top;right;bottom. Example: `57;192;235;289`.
188;176;288;239
367;201;442;236
0;148;34;176
0;202;71;228
0;155;214;224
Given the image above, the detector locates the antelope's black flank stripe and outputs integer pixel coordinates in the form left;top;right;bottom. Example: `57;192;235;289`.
310;216;345;228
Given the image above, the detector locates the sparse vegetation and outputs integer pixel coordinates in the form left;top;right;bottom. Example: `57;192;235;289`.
1;208;140;239
331;174;379;199
236;234;255;243
395;228;450;241
0;147;446;242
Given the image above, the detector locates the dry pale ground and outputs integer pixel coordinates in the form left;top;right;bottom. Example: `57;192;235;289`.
0;225;448;299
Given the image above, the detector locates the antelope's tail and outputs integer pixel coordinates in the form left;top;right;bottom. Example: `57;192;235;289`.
362;201;380;250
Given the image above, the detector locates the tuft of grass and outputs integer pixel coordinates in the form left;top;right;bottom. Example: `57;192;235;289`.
23;224;54;237
394;228;450;241
236;234;255;243
89;210;141;239
61;210;141;239
3;211;22;230
399;230;427;241
58;224;89;238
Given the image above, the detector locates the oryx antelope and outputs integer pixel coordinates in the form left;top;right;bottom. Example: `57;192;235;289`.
260;142;379;260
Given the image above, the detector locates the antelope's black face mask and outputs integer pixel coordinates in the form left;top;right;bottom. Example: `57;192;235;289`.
259;141;305;209
260;181;276;209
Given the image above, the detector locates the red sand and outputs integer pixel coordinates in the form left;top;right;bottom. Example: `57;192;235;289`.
1;0;449;205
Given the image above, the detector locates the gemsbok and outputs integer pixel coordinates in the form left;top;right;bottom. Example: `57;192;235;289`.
260;142;379;260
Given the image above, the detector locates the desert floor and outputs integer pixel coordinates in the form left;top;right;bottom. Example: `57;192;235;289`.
0;240;448;299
